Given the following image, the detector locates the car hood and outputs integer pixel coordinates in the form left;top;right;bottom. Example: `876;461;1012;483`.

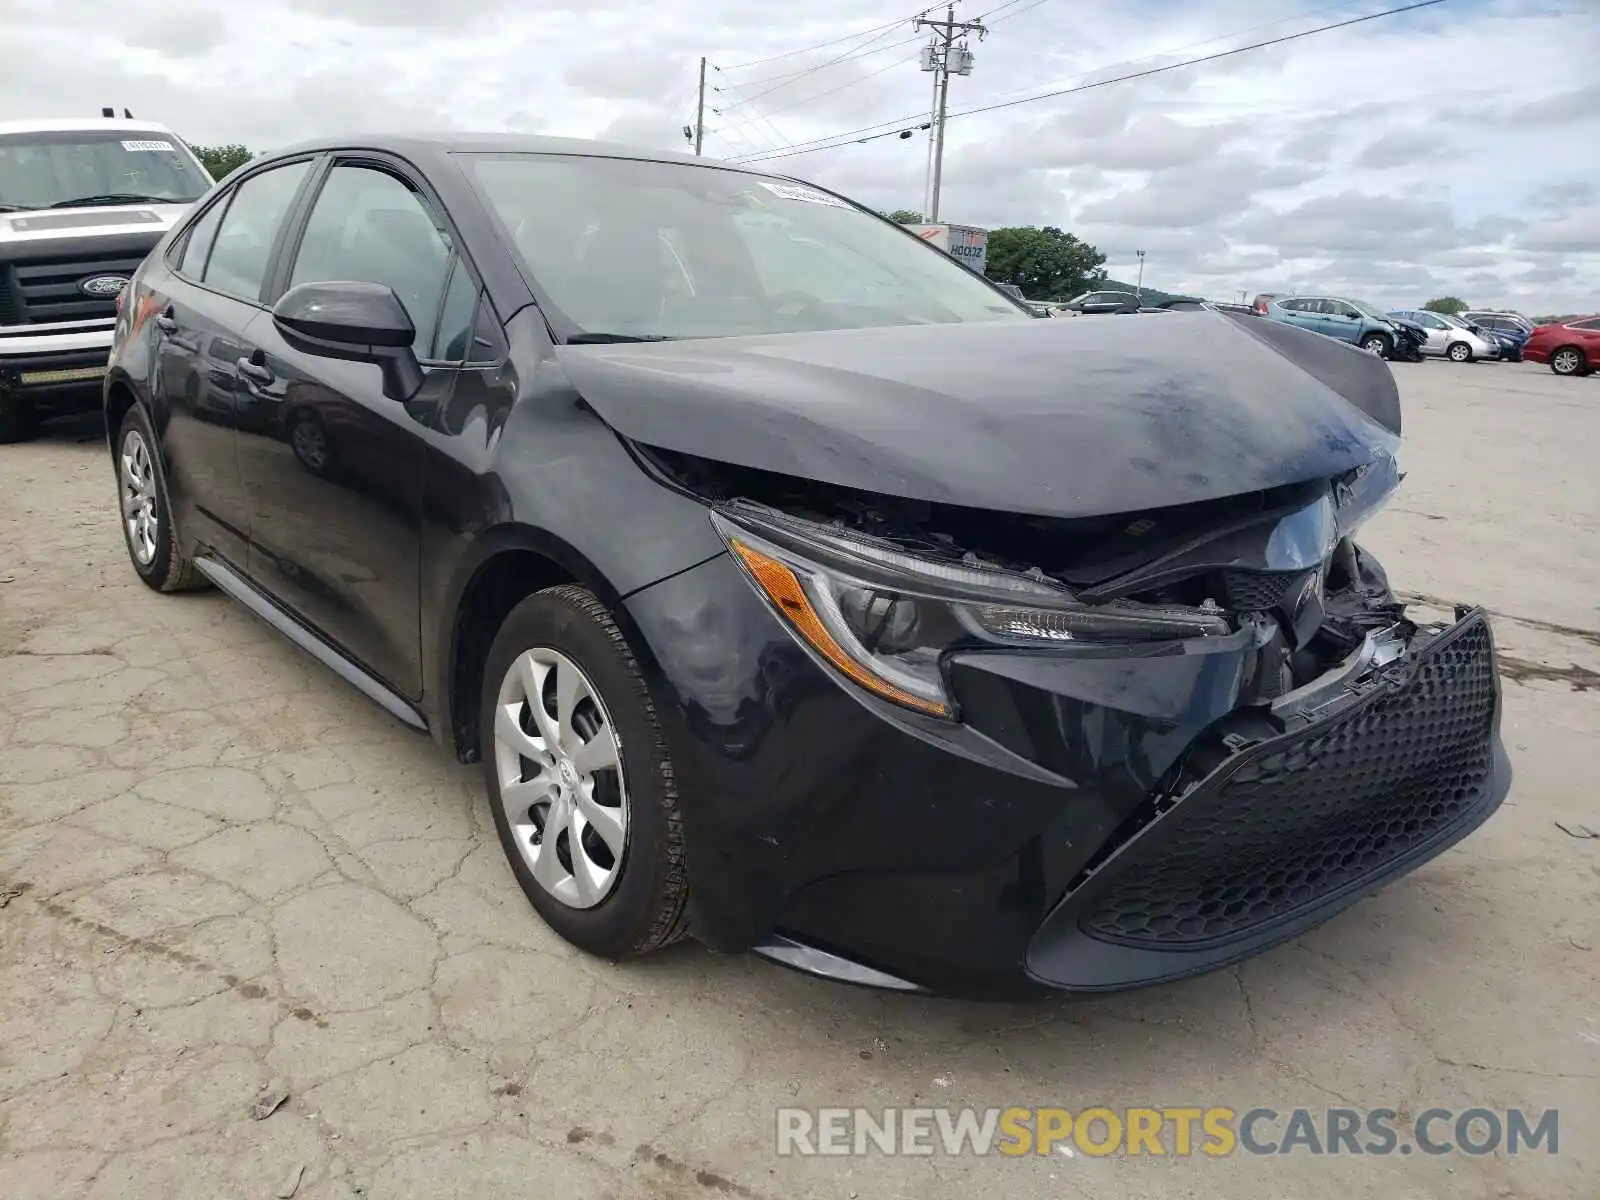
555;310;1402;520
0;202;189;246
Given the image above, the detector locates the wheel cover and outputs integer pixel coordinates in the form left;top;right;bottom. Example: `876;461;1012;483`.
1449;343;1470;361
292;419;328;470
1363;336;1385;354
493;646;628;909
120;429;159;566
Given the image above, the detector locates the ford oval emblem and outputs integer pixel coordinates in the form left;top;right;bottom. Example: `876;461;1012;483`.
80;274;130;298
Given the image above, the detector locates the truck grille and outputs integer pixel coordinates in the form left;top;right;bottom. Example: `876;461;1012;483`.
1;251;146;327
1076;616;1498;948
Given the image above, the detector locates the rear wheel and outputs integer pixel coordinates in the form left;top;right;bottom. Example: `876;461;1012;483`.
1550;346;1587;376
115;406;204;592
481;584;689;959
1446;341;1473;363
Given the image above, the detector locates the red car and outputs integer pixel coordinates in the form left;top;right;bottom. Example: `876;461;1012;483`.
1523;316;1600;376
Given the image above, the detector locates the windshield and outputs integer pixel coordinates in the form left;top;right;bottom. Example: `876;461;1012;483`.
0;129;210;210
1346;298;1389;320
466;153;1025;340
1436;312;1470;329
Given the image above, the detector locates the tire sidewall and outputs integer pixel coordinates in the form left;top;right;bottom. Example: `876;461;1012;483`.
479;586;684;958
116;406;180;587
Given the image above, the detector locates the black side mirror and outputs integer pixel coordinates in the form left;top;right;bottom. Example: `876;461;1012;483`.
272;280;423;402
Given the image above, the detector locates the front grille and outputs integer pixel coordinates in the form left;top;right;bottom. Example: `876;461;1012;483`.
1222;568;1309;611
1078;619;1497;947
2;251;146;326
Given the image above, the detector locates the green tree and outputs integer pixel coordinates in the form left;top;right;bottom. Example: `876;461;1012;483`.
886;209;924;224
1422;296;1468;316
983;226;1106;301
188;143;253;181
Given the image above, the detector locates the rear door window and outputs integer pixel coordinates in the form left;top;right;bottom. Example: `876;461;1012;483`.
204;160;311;301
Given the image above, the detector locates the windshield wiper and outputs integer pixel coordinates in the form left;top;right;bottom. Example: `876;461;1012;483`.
565;333;676;344
47;193;192;209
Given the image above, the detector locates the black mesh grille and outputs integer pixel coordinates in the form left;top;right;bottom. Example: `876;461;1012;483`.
1079;620;1497;947
1222;568;1309;611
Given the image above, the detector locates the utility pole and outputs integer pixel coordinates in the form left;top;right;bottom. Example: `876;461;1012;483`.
1135;250;1146;300
915;4;984;223
693;57;707;155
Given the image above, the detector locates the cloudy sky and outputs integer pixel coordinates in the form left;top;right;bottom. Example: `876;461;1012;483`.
3;0;1596;312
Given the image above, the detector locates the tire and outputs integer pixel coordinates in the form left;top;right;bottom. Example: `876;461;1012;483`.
480;584;689;959
1446;341;1473;363
114;405;205;592
0;384;37;444
1360;332;1392;357
1550;346;1587;376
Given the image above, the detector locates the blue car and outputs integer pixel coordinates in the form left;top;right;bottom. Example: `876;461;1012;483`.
1461;311;1531;362
1263;295;1405;357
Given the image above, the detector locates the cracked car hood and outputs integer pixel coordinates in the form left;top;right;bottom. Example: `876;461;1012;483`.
555;310;1402;520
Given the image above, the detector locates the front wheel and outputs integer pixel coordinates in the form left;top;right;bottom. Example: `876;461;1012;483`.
1551;347;1587;376
1360;332;1392;357
0;383;37;444
1446;341;1473;363
481;584;689;959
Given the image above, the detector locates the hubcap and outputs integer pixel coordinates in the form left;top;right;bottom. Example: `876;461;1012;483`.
120;429;159;566
493;647;627;909
1554;350;1580;373
1450;345;1469;361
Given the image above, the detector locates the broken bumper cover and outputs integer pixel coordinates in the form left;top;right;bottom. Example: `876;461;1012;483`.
624;552;1509;997
1027;607;1509;991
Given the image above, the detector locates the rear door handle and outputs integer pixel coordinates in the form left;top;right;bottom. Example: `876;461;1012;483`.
236;356;274;385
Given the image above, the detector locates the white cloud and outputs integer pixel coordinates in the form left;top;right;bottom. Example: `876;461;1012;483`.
0;0;1595;311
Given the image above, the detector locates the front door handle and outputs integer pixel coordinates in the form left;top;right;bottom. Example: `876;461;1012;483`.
154;307;178;333
236;355;274;385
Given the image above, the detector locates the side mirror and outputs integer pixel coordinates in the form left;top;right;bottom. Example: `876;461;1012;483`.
272;280;423;402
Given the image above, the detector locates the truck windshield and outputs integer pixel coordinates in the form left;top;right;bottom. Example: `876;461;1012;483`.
466;153;1025;340
0;129;210;210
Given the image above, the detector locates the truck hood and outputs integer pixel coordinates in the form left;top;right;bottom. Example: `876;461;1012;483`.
555;310;1402;521
0;203;189;246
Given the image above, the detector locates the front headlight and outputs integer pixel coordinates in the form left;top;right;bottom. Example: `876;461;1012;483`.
710;502;1231;719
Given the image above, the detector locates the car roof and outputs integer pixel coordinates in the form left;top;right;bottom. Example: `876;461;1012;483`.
0;117;178;136
263;131;759;175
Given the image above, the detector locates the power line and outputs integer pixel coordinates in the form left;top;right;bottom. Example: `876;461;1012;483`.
716;7;935;72
716;47;928;134
723;26;925;106
730;0;1449;164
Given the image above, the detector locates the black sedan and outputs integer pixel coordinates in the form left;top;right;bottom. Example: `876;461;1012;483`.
103;134;1510;997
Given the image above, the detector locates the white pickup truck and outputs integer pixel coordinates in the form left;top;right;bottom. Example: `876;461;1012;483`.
1;115;211;441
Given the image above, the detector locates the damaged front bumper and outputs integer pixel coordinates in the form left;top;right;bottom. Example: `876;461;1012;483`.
623;544;1510;998
1026;605;1509;991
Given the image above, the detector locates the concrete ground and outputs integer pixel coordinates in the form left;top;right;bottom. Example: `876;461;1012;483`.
1;361;1596;1199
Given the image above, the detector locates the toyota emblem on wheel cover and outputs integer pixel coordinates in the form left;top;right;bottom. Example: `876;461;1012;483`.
79;274;129;298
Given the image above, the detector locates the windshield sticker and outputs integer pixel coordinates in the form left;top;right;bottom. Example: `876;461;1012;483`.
758;182;849;209
121;139;176;152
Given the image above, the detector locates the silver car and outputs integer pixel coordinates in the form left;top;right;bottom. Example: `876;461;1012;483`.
1387;309;1497;363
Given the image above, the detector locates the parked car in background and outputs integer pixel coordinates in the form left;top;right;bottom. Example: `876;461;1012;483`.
99;131;1509;997
1461;311;1531;361
1266;296;1404;357
1388;309;1497;363
0;114;212;442
1060;289;1140;314
1523;315;1600;376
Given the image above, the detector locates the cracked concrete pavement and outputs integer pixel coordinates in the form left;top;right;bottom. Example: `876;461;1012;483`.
2;362;1597;1199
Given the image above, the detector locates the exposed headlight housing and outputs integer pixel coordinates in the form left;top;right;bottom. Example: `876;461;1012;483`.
710;502;1231;719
